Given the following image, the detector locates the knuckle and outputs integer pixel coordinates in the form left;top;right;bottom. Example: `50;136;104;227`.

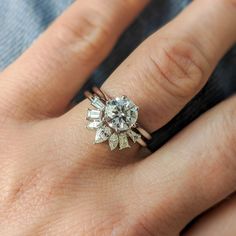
147;38;208;99
53;11;112;61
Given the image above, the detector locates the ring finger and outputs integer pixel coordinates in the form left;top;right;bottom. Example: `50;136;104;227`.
69;0;236;135
53;0;236;167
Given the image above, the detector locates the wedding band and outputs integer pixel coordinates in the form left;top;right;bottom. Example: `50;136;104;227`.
84;87;151;151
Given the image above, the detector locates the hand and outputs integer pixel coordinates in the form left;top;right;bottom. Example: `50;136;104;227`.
0;0;235;235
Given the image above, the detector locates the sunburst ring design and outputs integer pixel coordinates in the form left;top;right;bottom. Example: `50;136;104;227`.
84;87;152;151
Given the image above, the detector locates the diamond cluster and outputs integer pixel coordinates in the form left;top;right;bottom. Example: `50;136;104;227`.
86;95;141;150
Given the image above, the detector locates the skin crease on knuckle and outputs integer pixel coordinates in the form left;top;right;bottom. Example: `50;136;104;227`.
52;8;115;63
146;36;208;101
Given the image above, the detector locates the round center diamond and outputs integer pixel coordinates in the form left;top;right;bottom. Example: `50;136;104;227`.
104;96;138;132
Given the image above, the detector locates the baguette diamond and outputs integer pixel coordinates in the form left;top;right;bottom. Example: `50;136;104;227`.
91;96;105;110
87;121;102;129
87;109;102;120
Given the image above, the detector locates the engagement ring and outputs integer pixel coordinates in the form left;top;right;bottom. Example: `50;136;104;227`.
85;87;151;151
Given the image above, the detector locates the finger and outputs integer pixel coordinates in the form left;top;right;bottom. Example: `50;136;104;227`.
132;95;236;235
60;0;236;165
0;0;149;119
183;194;236;236
73;0;236;134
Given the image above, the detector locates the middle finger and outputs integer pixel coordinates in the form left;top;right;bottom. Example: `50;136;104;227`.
59;0;235;164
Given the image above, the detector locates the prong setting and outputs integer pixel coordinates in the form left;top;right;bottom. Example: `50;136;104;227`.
85;89;150;151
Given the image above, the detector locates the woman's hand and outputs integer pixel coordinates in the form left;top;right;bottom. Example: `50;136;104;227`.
0;0;235;235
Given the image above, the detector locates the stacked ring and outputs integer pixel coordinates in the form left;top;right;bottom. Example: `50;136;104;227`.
84;87;152;151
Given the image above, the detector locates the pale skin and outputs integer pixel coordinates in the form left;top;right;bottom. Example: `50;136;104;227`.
0;0;236;235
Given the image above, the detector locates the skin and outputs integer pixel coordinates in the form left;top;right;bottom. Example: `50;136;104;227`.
0;0;235;235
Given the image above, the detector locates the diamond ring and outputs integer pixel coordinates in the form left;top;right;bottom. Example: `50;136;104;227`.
84;87;151;151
